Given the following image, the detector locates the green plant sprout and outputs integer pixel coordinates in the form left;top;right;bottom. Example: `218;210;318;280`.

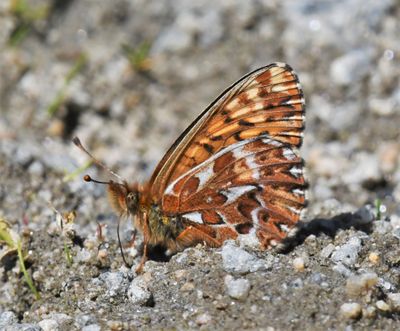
374;198;386;220
0;218;40;300
122;42;152;71
63;242;73;267
47;53;87;116
9;0;49;46
49;204;77;266
63;160;92;182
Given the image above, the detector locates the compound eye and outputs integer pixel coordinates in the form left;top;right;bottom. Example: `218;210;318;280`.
126;192;138;213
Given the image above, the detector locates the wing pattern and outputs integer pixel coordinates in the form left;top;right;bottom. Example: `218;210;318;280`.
149;63;306;248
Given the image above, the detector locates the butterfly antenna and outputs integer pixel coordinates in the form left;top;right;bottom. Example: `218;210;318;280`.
117;216;132;268
72;136;125;183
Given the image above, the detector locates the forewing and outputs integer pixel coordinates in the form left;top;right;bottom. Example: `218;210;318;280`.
149;63;305;202
163;136;307;248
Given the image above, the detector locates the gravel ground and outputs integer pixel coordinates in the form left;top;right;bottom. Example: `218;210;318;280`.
1;0;399;330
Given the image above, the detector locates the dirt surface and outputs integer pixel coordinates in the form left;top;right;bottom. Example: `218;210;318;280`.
1;0;400;330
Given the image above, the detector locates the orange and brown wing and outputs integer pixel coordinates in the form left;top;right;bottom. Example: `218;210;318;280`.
150;62;305;203
148;62;306;248
163;137;307;248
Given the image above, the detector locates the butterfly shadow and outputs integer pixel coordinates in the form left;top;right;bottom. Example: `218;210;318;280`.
279;212;374;253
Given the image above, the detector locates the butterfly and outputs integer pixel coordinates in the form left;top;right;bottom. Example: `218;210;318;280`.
74;62;307;272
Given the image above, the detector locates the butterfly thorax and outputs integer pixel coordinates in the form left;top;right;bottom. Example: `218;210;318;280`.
147;205;185;250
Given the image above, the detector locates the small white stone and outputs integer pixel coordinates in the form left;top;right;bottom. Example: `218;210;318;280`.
127;277;152;306
346;273;378;296
195;313;212;325
293;257;305;272
0;311;18;325
340;302;362;319
330;50;371;86
82;324;101;331
38;319;59;331
331;237;362;266
388;293;400;312
221;241;269;274
320;243;335;259
390;214;400;229
376;300;390;311
225;275;251;300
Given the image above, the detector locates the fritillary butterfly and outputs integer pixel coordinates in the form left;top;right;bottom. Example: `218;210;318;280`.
74;62;307;271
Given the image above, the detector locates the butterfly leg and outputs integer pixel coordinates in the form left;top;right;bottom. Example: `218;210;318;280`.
135;242;148;274
176;226;222;248
135;213;149;274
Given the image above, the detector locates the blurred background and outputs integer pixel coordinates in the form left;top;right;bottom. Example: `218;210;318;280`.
0;0;399;231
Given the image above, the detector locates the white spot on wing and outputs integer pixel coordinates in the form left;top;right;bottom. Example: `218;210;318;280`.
250;207;261;226
247;154;260;180
262;138;282;147
216;211;228;224
292;188;304;196
195;162;215;190
232;146;260;180
283;148;296;160
289;166;303;177
287;206;301;215
220;185;256;205
183;212;203;224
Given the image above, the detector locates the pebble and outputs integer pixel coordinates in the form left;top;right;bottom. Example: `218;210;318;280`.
99;271;129;297
0;311;18;326
373;220;392;234
340;302;362;319
331;237;362;266
75;315;96;328
127;277;153;306
368;252;380;264
309;272;327;285
152;26;192;53
76;248;93;263
390;214;400;230
378;278;393;291
370;97;396;116
393;227;400;240
293;257;306;272
221;241;270;274
320;243;335;259
345;273;378;297
376;300;390;311
332;263;352;277
362;306;376;319
180;282;195;292
387;293;400;312
4;324;42;331
38;319;60;331
82;324;101;331
225;275;251;300
28;160;45;176
174;269;188;280
378;142;399;173
195;313;212;325
14;144;34;166
290;278;304;289
330;49;372;86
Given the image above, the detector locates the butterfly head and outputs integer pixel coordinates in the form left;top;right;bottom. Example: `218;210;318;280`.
84;175;141;217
